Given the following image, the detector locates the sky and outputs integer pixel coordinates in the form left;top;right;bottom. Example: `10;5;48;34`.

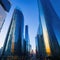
0;0;60;52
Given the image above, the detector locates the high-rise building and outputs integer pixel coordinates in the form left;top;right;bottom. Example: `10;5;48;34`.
35;25;46;57
25;25;30;53
38;0;60;57
1;9;24;58
13;9;24;56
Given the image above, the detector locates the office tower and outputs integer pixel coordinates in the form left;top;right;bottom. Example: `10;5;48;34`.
25;25;30;53
13;9;24;56
38;0;60;56
0;0;11;31
36;35;46;57
36;25;46;57
1;9;24;58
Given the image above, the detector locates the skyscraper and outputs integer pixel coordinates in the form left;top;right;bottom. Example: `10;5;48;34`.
13;9;24;56
35;25;46;57
38;0;60;57
25;25;30;53
1;9;24;58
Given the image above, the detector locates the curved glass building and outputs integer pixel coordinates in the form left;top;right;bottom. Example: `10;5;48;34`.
1;9;24;58
13;9;24;56
37;0;60;58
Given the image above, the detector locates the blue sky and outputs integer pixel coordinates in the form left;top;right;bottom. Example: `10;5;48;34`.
0;0;60;52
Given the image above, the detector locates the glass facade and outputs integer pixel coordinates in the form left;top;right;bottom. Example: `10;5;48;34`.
0;9;24;58
36;29;46;57
5;15;15;56
38;0;60;57
25;25;30;53
13;9;24;56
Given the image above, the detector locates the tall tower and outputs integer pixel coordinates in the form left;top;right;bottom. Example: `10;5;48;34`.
25;25;30;53
12;9;24;56
38;0;60;56
2;9;24;57
36;25;46;57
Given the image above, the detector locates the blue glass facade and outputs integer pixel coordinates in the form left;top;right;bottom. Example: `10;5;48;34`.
25;25;30;53
0;9;24;58
12;9;24;56
35;28;46;57
38;0;60;57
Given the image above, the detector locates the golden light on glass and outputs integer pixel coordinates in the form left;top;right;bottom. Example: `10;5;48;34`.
41;16;51;56
11;37;14;53
43;26;51;56
38;0;51;56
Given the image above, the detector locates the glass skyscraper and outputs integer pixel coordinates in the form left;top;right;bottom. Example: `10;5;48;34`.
37;0;60;57
25;25;30;53
0;9;24;59
35;26;46;57
13;9;24;56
